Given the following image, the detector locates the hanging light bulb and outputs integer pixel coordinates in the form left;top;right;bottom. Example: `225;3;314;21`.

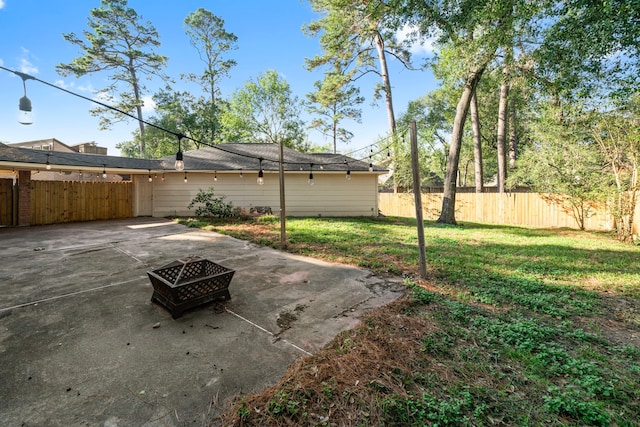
175;134;184;171
239;168;243;178
346;168;351;181
184;171;188;183
257;158;264;185
161;174;165;182
214;171;218;182
369;163;374;172
45;154;51;170
175;150;184;171
308;163;314;186
16;72;34;125
102;165;107;179
148;169;152;182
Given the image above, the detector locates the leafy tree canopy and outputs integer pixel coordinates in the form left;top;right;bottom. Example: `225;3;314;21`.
219;70;308;151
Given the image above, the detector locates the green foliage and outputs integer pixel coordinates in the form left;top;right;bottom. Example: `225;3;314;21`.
255;214;278;224
305;71;364;153
118;88;199;158
268;391;306;416
386;93;453;191
182;8;238;144
56;0;168;157
589;98;640;243
406;279;438;305
508;102;607;229
537;0;640;101
382;391;476;426
183;8;237;100
187;187;235;217
543;387;610;426
304;0;412;104
219;70;308;151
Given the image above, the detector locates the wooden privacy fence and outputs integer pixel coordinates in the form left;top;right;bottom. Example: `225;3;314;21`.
0;178;15;226
30;181;133;225
379;192;621;231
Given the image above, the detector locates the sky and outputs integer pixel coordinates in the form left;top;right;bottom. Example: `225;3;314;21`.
0;0;438;157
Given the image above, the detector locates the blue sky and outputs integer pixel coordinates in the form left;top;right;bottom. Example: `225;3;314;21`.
0;0;437;157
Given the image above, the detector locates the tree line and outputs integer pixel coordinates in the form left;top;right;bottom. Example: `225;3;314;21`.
56;0;639;242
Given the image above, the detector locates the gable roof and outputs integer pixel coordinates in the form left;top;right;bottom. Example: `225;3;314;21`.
0;142;386;173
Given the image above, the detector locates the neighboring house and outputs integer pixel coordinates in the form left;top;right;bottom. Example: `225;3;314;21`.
6;139;110;181
8;138;108;155
0;142;386;225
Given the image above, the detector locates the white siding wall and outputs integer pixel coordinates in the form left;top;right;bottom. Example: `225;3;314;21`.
152;171;378;218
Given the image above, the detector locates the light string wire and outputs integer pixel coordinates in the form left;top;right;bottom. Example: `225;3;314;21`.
1;66;402;171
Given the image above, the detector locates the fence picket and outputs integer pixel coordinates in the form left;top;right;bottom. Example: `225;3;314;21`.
30;181;133;225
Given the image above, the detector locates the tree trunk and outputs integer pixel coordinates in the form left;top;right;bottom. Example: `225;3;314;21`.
130;65;146;158
496;65;509;193
332;103;338;154
470;91;484;193
508;100;518;169
374;30;398;192
437;67;485;224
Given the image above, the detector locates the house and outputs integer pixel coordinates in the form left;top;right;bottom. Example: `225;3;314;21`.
0;142;386;226
8;138;108;155
152;143;384;217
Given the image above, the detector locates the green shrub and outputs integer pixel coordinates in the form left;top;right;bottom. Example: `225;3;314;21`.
187;187;235;218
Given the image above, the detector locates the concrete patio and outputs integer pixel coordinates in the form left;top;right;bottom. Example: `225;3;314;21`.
0;218;404;426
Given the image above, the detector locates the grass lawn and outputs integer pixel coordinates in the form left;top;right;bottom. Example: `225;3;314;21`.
177;216;640;426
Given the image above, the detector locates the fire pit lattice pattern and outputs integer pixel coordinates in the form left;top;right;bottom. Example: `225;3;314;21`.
147;256;234;319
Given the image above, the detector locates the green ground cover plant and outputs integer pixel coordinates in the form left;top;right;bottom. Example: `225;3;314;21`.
176;216;640;426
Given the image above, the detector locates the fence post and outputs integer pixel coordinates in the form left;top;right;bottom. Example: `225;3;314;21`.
410;121;428;279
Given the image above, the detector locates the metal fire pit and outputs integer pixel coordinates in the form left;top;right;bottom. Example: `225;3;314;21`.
147;256;234;319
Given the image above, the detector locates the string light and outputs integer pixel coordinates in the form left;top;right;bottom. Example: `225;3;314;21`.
184;171;188;183
257;158;264;185
175;134;184;171
16;71;34;125
148;169;152;182
308;163;314;186
102;165;107;179
161;174;165;182
45;154;51;170
214;171;218;182
0;65;403;175
239;168;243;178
